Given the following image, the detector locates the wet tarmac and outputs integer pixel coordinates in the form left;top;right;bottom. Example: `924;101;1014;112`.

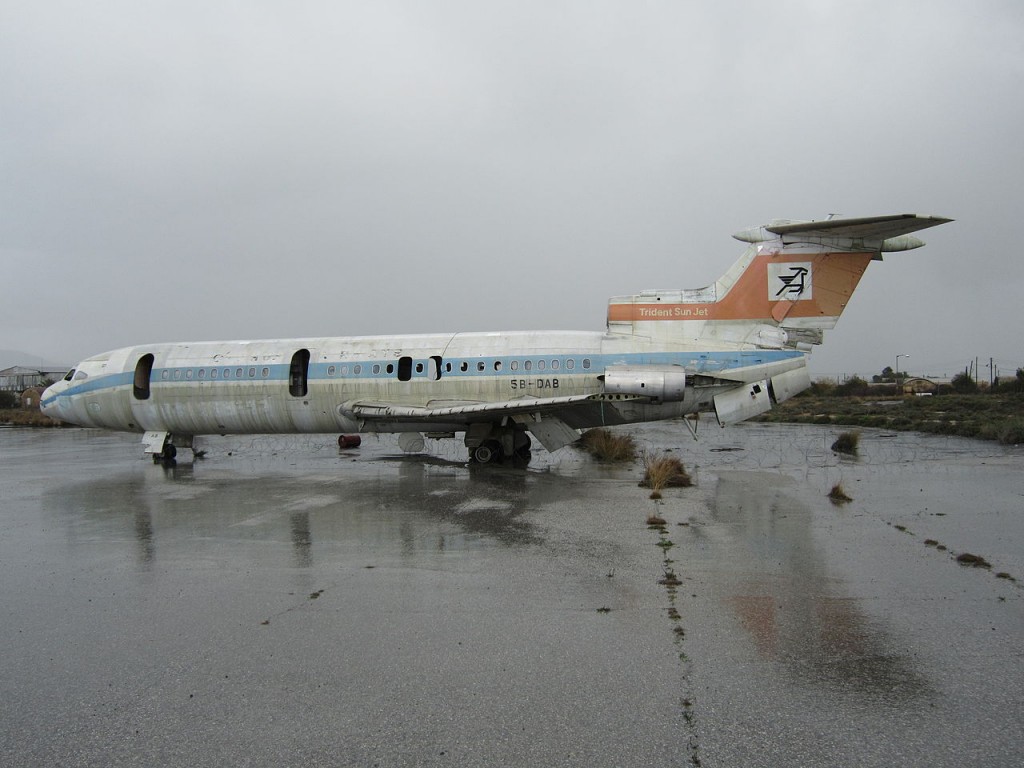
1;423;1021;767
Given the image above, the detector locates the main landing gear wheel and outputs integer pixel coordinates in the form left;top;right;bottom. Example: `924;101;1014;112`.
152;442;177;464
472;440;504;464
513;433;532;462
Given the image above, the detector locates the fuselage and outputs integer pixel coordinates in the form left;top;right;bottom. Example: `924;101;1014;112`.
39;214;949;461
40;329;803;436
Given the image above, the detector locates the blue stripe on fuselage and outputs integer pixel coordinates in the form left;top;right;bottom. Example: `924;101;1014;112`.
43;349;804;406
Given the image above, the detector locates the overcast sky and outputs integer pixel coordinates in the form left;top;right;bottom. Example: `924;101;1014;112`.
2;1;1021;380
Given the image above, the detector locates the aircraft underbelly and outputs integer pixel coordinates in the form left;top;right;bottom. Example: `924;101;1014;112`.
125;386;353;435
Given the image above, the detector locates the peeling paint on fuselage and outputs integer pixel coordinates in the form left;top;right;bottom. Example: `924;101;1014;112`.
41;328;804;437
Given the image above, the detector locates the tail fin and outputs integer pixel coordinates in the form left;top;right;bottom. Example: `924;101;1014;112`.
607;214;951;348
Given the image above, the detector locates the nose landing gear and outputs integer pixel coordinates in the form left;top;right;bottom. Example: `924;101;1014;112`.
142;431;199;465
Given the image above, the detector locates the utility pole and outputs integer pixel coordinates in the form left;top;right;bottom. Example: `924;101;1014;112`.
896;354;910;393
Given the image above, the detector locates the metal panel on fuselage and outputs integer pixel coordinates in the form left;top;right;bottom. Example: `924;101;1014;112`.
47;328;805;436
95;331;612;435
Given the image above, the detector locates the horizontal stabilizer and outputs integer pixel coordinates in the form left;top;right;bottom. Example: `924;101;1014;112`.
734;214;952;251
768;213;952;240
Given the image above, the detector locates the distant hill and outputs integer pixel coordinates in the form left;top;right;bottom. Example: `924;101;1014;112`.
0;350;68;371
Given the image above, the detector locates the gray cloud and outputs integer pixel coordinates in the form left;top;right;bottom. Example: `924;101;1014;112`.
2;1;1021;379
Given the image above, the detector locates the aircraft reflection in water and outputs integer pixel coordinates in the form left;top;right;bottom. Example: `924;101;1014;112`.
40;457;548;574
42;214;949;464
711;472;927;701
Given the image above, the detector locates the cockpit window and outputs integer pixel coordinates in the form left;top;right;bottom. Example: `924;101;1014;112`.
74;370;88;380
63;369;75;381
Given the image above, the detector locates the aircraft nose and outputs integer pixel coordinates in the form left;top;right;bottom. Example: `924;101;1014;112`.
40;383;63;419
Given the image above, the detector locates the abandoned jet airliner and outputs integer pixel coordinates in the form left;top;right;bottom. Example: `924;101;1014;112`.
41;213;950;463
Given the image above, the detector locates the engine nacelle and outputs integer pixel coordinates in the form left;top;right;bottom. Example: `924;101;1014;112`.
602;365;687;403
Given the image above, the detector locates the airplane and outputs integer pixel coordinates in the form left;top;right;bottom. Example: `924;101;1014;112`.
41;213;950;464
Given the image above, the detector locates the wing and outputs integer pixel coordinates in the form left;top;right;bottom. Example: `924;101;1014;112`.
344;394;643;451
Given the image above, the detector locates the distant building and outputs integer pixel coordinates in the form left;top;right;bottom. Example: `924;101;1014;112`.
901;377;939;395
0;366;68;393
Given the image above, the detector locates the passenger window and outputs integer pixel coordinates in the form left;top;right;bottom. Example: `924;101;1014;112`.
551;359;559;370
511;360;519;371
174;370;182;380
525;360;532;371
460;362;469;372
211;369;218;380
567;359;575;370
186;369;193;380
236;368;243;378
583;358;591;369
386;363;394;374
538;360;545;371
477;361;485;372
198;369;206;380
248;367;256;378
354;364;362;375
415;362;424;374
328;365;336;376
493;361;502;371
372;364;381;374
262;368;269;378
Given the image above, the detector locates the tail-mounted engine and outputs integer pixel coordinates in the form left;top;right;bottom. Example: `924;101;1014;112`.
601;365;687;403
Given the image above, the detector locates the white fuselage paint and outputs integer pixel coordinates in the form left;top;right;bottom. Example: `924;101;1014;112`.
40;329;803;437
40;215;948;457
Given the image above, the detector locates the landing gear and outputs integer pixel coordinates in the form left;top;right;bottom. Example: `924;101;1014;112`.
472;440;504;464
465;425;532;465
143;431;196;465
514;434;532;462
151;441;177;464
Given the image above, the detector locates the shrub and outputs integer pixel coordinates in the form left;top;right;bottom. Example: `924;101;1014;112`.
833;376;870;397
996;418;1024;445
0;391;17;409
807;378;837;396
831;431;860;455
951;372;979;394
828;483;852;503
640;452;692;492
577;428;637;462
955;552;991;568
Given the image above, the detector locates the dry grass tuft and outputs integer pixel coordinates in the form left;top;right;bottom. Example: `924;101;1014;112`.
831;430;860;455
640;452;692;492
577;428;637;462
955;552;991;568
827;483;852;503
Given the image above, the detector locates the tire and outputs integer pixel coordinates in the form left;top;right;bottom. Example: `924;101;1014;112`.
473;440;503;464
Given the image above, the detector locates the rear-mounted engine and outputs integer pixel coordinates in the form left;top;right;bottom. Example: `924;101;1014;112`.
602;366;687;403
